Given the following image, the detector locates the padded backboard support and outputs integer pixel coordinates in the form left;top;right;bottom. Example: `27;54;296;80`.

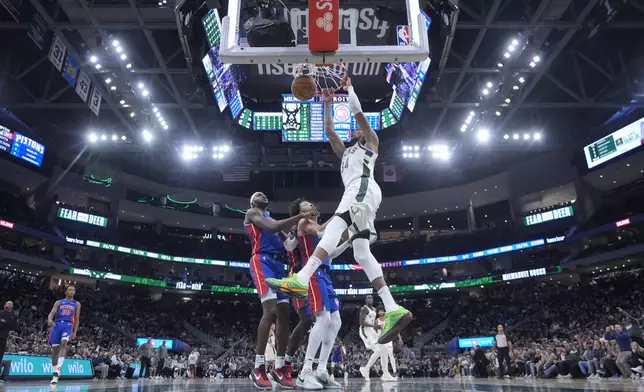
220;0;429;64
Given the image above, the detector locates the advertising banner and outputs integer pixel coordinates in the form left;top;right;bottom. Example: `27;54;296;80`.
3;355;93;378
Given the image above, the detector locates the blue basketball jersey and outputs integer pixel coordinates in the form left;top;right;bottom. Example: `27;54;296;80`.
245;211;285;256
56;299;77;323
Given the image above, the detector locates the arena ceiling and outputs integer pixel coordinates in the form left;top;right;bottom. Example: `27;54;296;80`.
0;0;644;194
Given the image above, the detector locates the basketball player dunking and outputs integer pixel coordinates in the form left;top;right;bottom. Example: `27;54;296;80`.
267;79;412;344
244;192;315;389
47;285;81;385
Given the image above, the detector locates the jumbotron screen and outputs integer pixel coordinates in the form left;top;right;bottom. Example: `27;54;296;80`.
280;94;380;143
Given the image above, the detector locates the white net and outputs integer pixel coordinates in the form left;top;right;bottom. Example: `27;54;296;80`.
294;63;348;93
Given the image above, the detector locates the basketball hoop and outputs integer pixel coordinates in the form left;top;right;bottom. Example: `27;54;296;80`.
294;63;349;96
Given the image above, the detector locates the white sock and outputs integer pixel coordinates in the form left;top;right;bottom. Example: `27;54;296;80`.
297;256;322;285
57;357;65;370
276;356;285;369
378;286;399;312
254;355;265;369
365;350;380;369
303;357;314;372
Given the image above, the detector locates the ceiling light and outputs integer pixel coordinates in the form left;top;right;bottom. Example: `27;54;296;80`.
465;118;472;125
158;1;162;4
403;153;408;158
513;134;519;140
504;52;510;58
153;107;158;113
476;128;490;143
495;111;501;116
486;82;493;88
513;85;519;90
112;134;118;141
519;77;525;83
508;45;515;52
482;89;489;95
120;100;126;105
534;132;542;140
130;112;135;117
163;125;169;130
512;39;519;46
121;135;127;141
523;133;530;140
138;83;144;89
504;134;509;140
155;112;161;117
100;134;107;141
222;145;230;152
116;46;122;53
112;40;119;47
159;117;164;123
497;63;503;68
120;54;127;61
533;55;541;63
460;125;467;132
469;111;475;117
414;153;420;158
110;86;116;91
90;56;98;63
88;133;98;143
218;153;224;159
105;78;111;84
142;129;153;143
142;90;149;97
414;146;419;151
529;62;536;68
94;64;102;70
126;63;132;69
505;98;511;103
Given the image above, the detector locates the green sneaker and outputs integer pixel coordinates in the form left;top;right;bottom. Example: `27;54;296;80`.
377;306;412;344
265;275;309;298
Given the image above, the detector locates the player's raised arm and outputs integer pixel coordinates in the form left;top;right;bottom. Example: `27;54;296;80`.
246;207;312;233
323;89;346;159
345;78;379;153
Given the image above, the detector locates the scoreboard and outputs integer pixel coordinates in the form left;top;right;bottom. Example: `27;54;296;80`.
584;116;644;169
238;108;252;129
254;112;282;131
389;86;407;120
227;89;244;120
202;9;221;49
280;95;381;143
0;125;45;167
381;108;397;128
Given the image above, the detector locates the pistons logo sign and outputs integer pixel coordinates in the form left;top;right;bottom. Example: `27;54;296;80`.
309;0;339;52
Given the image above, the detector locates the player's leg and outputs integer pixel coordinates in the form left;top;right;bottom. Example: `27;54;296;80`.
249;254;278;389
313;274;342;387
49;324;62;385
266;196;351;295
271;299;295;388
388;344;398;376
361;345;381;381
351;237;412;344
285;304;313;365
296;275;326;390
379;343;394;380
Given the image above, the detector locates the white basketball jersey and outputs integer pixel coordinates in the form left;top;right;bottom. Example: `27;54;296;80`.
340;143;378;188
362;305;377;330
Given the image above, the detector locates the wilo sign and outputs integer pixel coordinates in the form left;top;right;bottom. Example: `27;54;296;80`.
57;207;108;227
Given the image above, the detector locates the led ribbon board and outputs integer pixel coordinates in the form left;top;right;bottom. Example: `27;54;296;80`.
69;266;561;295
66;236;560;270
57;208;108;227
523;206;574;226
584;116;644;169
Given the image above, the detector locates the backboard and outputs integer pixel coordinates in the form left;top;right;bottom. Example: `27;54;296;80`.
220;0;429;65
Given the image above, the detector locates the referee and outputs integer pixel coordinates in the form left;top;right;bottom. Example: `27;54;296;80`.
0;301;19;382
493;324;513;379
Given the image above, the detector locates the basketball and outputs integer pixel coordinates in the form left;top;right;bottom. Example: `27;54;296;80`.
291;75;317;101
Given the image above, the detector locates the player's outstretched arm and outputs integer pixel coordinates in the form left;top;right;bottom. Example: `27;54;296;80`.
246;207;313;233
323;89;345;159
345;78;379;153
